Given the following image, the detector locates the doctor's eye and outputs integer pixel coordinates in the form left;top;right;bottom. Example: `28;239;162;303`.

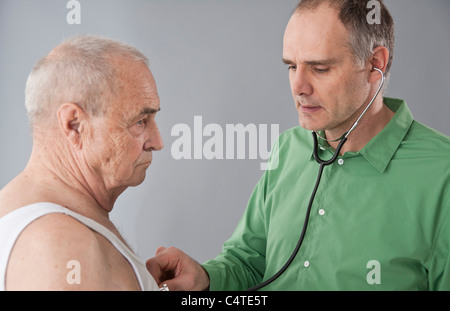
314;67;330;74
287;65;297;71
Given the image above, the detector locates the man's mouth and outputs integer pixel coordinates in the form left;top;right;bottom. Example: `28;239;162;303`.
296;96;323;114
137;159;152;167
299;105;322;114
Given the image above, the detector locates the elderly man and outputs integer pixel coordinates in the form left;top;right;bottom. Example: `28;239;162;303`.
0;35;163;290
147;0;450;290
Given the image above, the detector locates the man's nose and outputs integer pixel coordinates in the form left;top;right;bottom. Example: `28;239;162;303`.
291;67;313;97
144;122;164;152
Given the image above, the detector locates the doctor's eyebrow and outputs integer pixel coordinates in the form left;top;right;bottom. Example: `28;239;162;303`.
282;57;338;66
282;57;294;65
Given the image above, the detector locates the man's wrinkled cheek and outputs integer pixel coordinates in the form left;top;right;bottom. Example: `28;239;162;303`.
106;135;128;165
110;135;142;178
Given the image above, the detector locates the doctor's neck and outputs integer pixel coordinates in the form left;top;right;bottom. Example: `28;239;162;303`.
325;98;395;155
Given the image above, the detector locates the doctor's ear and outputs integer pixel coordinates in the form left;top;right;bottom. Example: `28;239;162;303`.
57;103;86;149
368;46;389;82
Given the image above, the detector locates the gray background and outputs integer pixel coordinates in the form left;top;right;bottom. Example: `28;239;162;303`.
1;0;449;264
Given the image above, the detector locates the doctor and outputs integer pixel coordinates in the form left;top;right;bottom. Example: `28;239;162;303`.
147;0;450;290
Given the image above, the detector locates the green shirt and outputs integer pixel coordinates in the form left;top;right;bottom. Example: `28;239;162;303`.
202;98;450;290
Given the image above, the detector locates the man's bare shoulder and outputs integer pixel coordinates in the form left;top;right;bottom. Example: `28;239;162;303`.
6;212;116;290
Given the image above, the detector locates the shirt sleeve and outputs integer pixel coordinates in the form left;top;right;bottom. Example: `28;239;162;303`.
202;172;269;291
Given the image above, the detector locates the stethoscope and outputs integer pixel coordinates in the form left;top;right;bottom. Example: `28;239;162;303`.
246;68;385;291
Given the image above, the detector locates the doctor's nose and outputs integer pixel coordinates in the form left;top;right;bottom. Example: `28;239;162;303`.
290;68;313;97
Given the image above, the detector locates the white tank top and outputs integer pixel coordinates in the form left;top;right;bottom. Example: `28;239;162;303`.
0;202;159;291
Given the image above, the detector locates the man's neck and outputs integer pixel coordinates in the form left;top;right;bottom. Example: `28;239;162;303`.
23;142;122;226
326;98;395;155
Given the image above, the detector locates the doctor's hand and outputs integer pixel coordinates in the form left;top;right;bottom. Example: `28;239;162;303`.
146;246;210;291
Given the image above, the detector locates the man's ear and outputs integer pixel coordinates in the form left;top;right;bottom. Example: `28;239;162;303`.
369;46;389;83
57;103;85;149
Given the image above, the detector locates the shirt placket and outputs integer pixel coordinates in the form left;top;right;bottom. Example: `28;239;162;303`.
295;148;335;282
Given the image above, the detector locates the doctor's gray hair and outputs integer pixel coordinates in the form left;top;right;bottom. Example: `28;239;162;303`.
295;0;394;76
25;35;149;126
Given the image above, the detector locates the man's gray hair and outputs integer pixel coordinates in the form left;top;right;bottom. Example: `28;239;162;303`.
25;34;149;125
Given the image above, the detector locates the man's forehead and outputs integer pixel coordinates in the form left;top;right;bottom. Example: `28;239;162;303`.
107;84;160;122
283;7;350;63
120;65;159;105
126;96;160;120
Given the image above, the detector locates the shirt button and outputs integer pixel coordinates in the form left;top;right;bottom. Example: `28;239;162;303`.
319;209;325;216
304;260;310;268
337;158;344;165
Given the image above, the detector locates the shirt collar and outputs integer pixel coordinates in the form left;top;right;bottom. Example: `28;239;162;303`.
311;97;414;173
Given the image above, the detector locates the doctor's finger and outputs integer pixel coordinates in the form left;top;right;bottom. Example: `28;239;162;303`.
146;250;181;280
155;246;167;255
